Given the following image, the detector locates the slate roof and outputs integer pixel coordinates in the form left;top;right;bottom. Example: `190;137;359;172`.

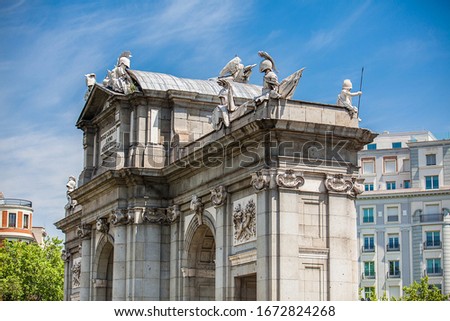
128;70;262;99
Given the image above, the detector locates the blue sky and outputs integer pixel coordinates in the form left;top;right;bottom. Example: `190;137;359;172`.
0;0;449;238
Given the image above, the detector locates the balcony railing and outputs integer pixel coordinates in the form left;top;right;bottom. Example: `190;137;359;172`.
0;198;32;207
420;214;444;223
362;273;376;280
387;271;401;279
386;245;400;252
423;241;442;250
425;268;443;276
387;215;399;222
362;246;375;253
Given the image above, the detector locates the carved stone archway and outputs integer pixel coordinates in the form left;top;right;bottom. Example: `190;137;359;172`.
93;236;114;301
183;212;216;301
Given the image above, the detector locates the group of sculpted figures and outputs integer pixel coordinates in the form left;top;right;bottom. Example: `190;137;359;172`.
85;50;362;130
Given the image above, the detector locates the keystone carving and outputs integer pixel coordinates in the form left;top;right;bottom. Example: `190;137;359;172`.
276;169;305;188
210;185;227;207
61;250;71;262
143;208;167;224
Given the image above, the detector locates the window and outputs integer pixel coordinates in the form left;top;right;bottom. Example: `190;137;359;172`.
389;260;400;278
426;258;442;275
386;181;396;190
363;235;375;252
8;213;17;228
425;175;439;189
364;261;375;278
426;154;436;166
403;180;411;189
403;159;410;172
364;183;374;191
387;234;400;251
425;231;441;248
392;142;402;148
363;208;374;223
362;159;375;174
23;214;29;229
364;287;375;300
367;144;377;150
386;206;399;222
384;158;397;173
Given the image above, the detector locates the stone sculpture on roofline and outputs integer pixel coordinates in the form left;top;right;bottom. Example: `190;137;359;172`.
219;56;256;83
336;79;362;118
102;51;136;94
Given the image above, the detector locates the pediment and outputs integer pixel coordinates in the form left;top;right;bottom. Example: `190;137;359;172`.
76;85;121;128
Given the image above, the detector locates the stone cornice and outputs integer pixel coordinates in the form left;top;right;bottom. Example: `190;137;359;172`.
54;209;82;233
357;187;450;200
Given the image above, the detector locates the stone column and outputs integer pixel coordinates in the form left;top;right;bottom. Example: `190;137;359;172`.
325;174;359;300
275;169;305;300
253;170;279;300
443;213;450;295
78;225;92;301
113;223;127;300
211;185;228;300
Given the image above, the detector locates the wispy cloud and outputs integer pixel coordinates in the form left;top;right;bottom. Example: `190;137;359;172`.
306;0;371;51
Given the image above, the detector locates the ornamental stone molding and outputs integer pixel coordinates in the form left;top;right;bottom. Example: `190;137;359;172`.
110;208;132;226
76;223;91;239
251;170;271;191
190;195;204;226
324;174;353;193
210;185;227;207
233;199;256;245
276;169;305;189
95;218;109;234
71;258;81;289
348;177;365;198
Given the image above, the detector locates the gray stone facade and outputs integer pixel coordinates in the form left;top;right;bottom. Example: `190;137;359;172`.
55;67;375;301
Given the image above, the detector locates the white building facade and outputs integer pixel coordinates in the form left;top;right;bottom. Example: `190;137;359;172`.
356;131;450;299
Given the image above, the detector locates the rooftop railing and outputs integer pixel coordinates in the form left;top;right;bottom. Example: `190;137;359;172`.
420;214;444;223
0;198;32;207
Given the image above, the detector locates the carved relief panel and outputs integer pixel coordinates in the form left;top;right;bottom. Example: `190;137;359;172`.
232;196;257;246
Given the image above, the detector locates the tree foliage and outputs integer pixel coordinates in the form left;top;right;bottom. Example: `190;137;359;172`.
400;276;449;301
0;237;64;301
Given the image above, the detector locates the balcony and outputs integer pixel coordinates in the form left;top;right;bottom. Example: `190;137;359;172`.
387;271;401;279
425;268;443;276
362;246;375;253
420;214;443;223
423;241;442;250
386;244;400;252
0;198;32;208
387;215;399;223
362;273;376;280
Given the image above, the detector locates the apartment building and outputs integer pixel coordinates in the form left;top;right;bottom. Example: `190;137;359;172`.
356;131;450;299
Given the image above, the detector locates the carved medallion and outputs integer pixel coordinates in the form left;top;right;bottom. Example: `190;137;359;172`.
233;199;256;245
167;205;181;223
276;169;305;188
251;171;270;191
110;208;132;226
76;224;91;239
324;174;353;193
143;208;167;224
210;185;227;207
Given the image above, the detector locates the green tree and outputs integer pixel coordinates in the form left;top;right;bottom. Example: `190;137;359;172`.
0;237;64;301
401;276;449;301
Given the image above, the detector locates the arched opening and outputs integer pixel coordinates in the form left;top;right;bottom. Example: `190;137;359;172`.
186;225;216;300
94;241;114;301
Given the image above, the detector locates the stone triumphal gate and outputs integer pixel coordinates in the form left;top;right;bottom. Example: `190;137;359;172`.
56;51;375;301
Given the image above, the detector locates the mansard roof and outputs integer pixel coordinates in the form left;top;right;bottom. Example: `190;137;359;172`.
128;70;262;99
